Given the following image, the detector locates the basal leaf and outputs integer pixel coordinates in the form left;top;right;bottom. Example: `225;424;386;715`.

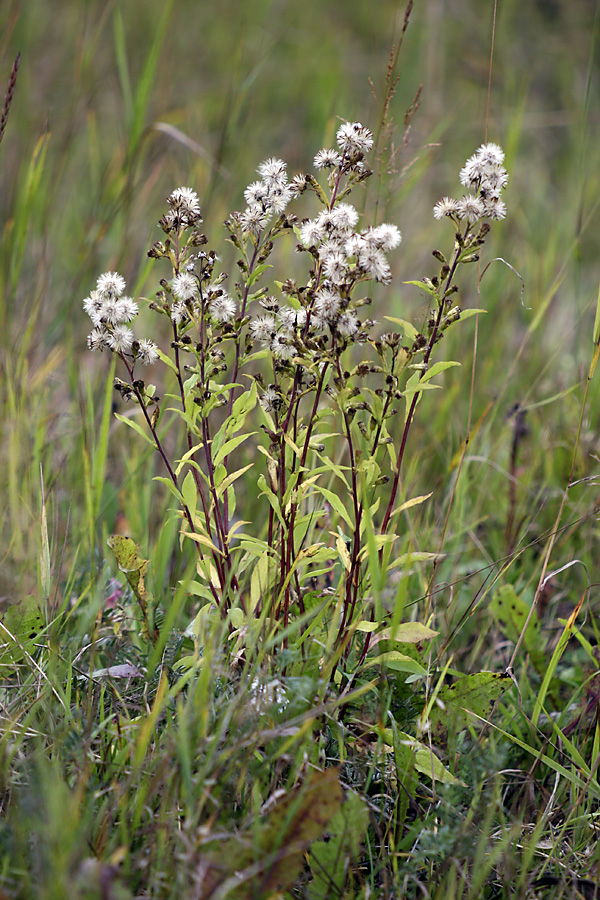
428;671;513;743
362;651;426;676
490;585;544;672
308;791;368;900
0;596;44;665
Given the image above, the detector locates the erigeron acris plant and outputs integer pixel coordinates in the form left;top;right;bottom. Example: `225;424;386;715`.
84;125;508;666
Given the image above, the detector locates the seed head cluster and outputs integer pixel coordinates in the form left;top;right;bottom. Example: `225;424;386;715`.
84;272;158;364
228;122;400;363
84;123;508;432
239;157;293;236
434;142;508;223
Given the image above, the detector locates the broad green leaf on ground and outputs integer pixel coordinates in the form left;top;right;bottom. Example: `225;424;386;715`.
107;535;156;641
368;621;439;648
107;535;149;610
428;671;513;744
361;650;426;676
308;791;369;900
377;727;464;785
490;585;545;673
0;595;44;666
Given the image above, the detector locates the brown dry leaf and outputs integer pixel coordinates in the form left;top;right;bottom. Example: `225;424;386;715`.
198;767;343;899
257;767;343;893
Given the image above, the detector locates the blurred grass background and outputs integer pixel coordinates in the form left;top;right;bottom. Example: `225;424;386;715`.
1;0;599;611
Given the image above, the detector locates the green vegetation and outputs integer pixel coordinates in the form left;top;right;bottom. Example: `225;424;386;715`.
1;1;600;897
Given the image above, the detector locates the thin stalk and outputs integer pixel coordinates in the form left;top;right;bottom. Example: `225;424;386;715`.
121;354;222;606
381;239;463;534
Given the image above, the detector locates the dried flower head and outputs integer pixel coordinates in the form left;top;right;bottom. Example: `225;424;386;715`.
172;272;198;301
330;203;359;231
260;386;281;413
363;223;402;251
299;219;326;249
314;148;342;169
83;290;104;325
482;197;507;220
171;301;189;325
436;142;508;225
357;246;391;283
321;247;349;284
278;306;307;333
336;121;374;160
257;157;288;187
108;325;134;354
290;173;309;196
115;297;139;322
457;195;485;223
209;291;237;323
167;187;202;224
314;286;342;323
433;197;461;220
250;315;277;343
87;326;110;352
136;339;160;365
240;205;269;236
97;271;126;299
337;311;360;337
270;334;295;361
244;180;268;207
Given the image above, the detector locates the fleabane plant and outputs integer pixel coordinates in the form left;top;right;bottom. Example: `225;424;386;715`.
83;124;508;663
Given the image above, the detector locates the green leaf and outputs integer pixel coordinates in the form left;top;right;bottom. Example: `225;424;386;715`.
384;316;418;342
377;727;464;785
594;280;600;345
397;732;465;785
403;279;438;297
106;535;154;633
402;377;441;399
420;360;460;383
257;474;285;525
454;308;487;322
469;711;598;798
310;486;353;529
246;263;273;288
152;476;185;506
213;431;256;467
250;551;277;612
389;551;439;569
308;792;369;900
395;492;433;514
428;671;513;743
92;356;117;525
114;412;156;447
361;651;426;676
201;768;343;897
181;470;197;519
490;585;544;672
0;596;44;666
174;442;204;477
228;380;258;433
373;622;439;645
126;0;175;159
215;463;253;499
256;768;343;893
10;131;50;291
155;346;178;373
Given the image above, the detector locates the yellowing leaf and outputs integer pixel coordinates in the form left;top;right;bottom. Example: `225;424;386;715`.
396;492;433;514
371;622;439;647
336;535;352;572
362;651;426;676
